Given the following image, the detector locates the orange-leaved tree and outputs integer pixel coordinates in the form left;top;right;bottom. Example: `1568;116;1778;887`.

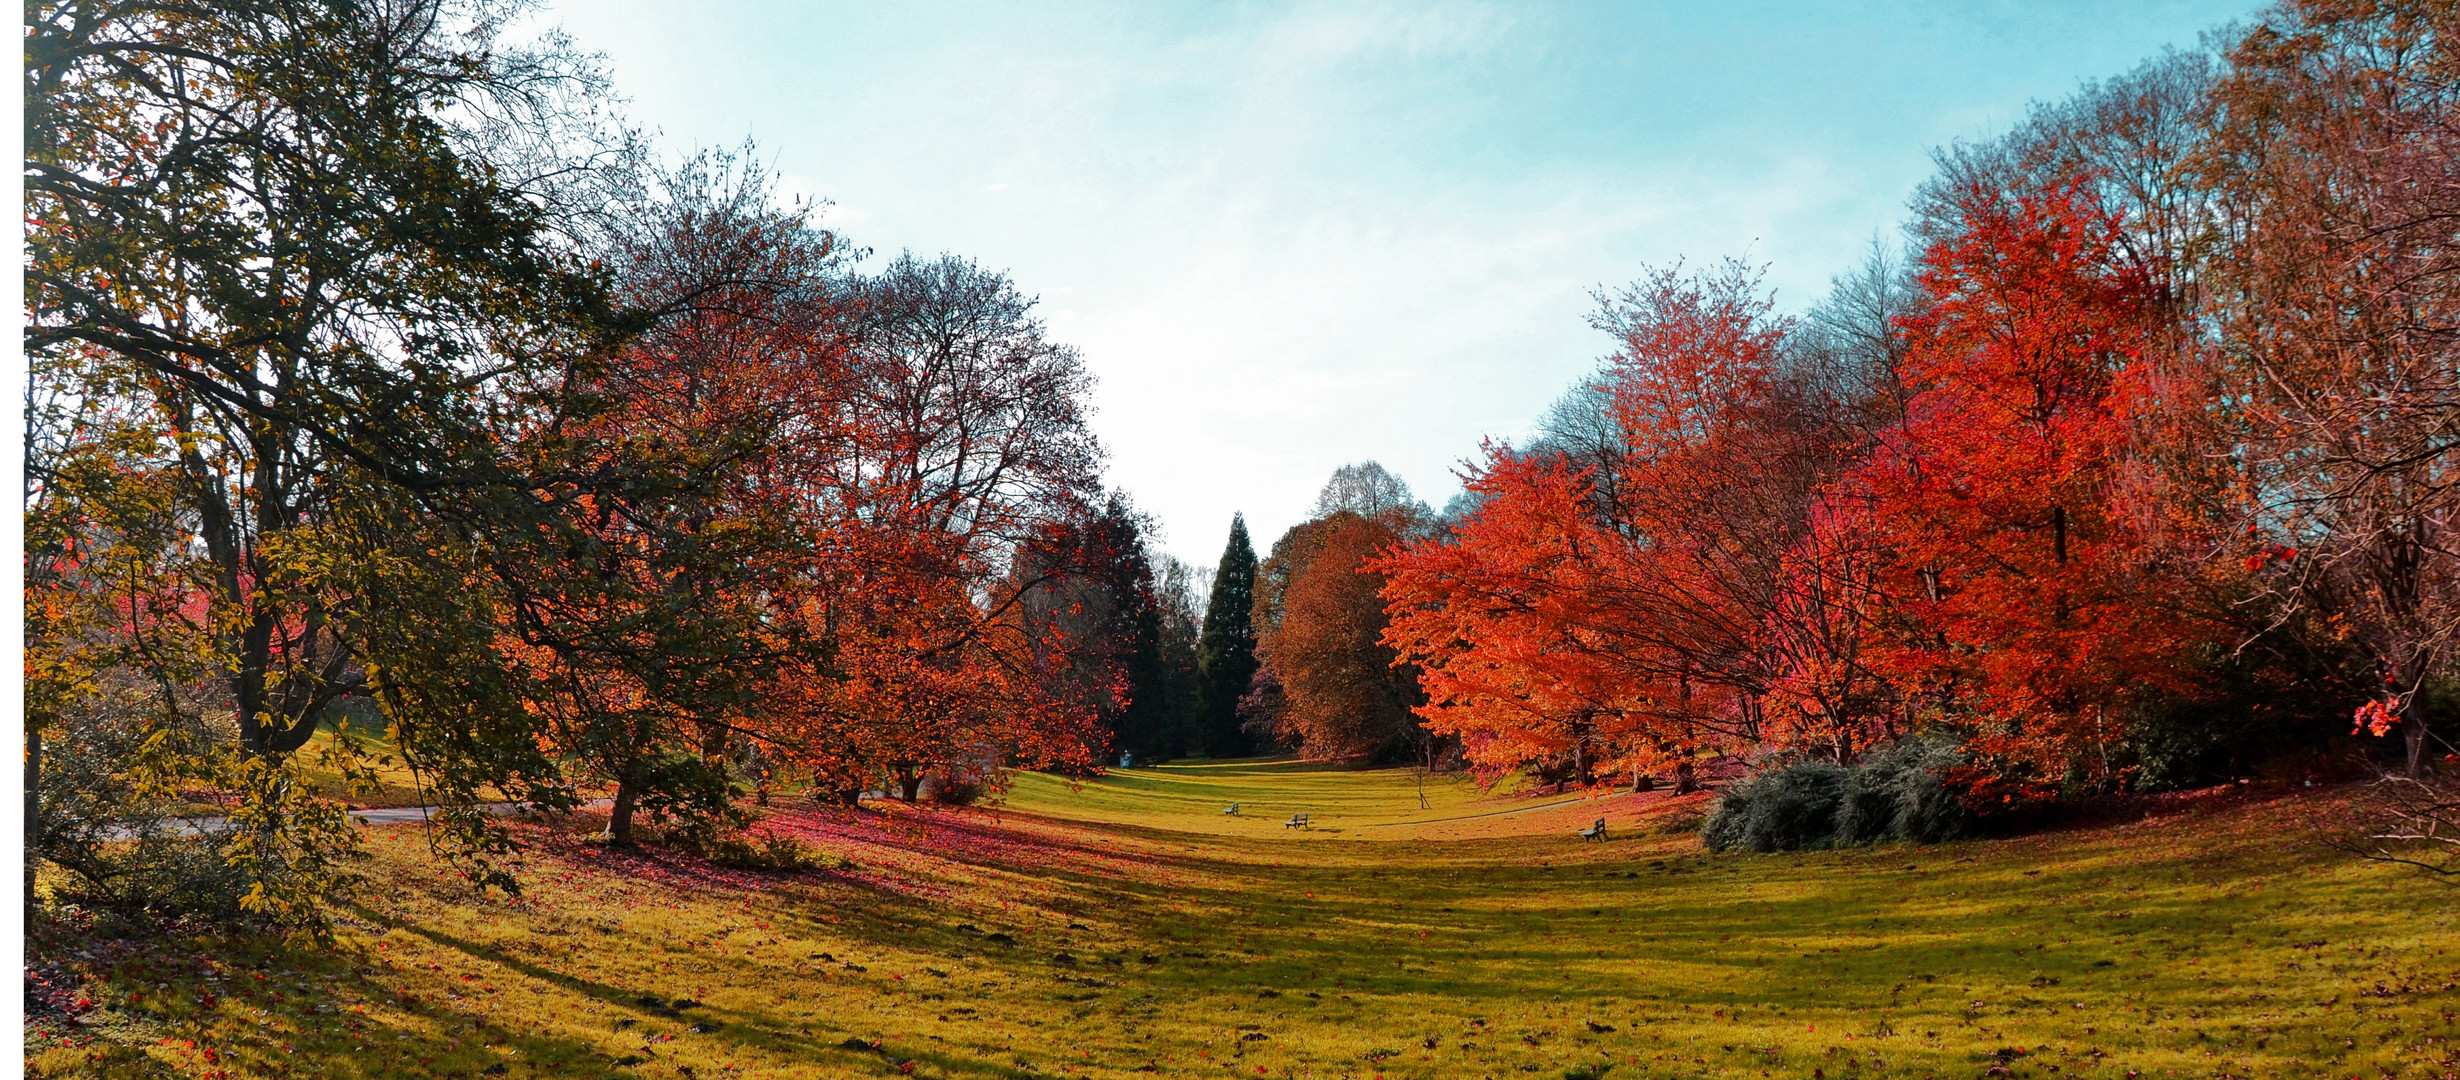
1379;452;1707;789
1852;176;2213;793
1382;262;1881;787
1253;509;1431;764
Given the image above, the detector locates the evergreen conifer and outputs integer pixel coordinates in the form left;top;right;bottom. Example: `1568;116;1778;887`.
1194;515;1260;757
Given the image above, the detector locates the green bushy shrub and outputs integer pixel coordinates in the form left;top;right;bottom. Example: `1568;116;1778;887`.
1704;738;1972;851
1834;737;1974;844
1702;759;1848;852
33;702;357;930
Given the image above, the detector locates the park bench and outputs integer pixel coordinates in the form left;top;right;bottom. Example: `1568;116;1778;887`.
1283;813;1309;830
1223;803;1240;815
1578;817;1608;842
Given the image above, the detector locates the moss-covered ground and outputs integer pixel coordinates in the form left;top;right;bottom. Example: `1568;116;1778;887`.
25;761;2458;1079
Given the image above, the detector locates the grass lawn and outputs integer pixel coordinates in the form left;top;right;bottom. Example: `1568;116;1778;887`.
291;715;450;811
25;761;2458;1079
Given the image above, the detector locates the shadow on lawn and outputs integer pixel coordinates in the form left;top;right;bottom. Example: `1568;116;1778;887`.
369;918;1048;1079
757;792;2332;1055
31;772;2423;1080
27;919;616;1080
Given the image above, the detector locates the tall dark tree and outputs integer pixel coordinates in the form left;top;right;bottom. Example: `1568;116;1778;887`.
1194;515;1261;757
1152;555;1209;758
1088;500;1170;763
1004;494;1169;766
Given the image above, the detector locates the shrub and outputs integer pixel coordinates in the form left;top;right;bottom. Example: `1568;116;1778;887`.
1702;759;1848;852
672;827;846;873
929;775;984;806
1834;737;1974;844
42;820;255;926
34;699;357;930
1705;738;1975;851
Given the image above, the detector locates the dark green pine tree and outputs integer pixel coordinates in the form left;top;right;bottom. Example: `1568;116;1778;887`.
1194;514;1260;757
1091;501;1170;763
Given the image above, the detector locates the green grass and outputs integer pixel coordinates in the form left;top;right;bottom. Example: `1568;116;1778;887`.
27;762;2459;1079
292;719;435;810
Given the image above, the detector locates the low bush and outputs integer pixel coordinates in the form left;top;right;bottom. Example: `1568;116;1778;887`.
33;702;358;930
1835;737;1975;845
672;827;846;873
1704;738;1972;851
929;775;985;806
1702;759;1848;852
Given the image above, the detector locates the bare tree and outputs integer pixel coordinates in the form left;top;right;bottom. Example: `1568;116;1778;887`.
2198;0;2460;777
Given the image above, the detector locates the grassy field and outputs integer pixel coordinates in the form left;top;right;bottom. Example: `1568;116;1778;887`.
26;761;2459;1079
294;717;445;810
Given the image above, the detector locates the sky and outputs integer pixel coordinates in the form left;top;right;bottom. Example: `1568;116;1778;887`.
530;0;2261;568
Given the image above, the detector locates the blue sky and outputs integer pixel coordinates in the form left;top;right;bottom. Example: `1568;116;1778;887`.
533;0;2260;567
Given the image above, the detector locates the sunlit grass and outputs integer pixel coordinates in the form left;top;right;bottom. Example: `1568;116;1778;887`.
26;763;2458;1079
293;719;434;810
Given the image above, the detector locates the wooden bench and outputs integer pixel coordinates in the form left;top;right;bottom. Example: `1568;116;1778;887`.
1222;803;1240;816
1283;813;1309;830
1578;817;1608;842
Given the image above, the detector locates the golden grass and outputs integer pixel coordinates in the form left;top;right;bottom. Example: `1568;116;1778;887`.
26;761;2459;1079
293;723;435;810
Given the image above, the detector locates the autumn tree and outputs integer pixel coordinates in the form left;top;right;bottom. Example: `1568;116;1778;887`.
1008;495;1173;765
495;151;857;845
751;251;1109;801
1382;264;1883;787
1250;465;1435;763
1380;454;1697;789
2197;0;2460;777
1853;177;2214;789
25;0;633;909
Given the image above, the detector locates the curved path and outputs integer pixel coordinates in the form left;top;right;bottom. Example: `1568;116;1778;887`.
108;798;615;839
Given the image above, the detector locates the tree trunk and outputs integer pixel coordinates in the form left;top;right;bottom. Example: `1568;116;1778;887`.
2406;711;2432;778
605;779;640;847
1632;770;1654;794
25;724;41;910
899;772;922;803
1672;759;1699;795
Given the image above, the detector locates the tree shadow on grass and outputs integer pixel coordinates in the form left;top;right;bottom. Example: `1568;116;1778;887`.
31;914;619;1080
359;908;1058;1079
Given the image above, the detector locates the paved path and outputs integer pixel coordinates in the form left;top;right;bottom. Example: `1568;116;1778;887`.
345;799;613;825
113;799;613;839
